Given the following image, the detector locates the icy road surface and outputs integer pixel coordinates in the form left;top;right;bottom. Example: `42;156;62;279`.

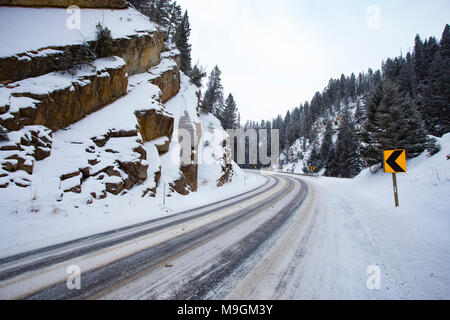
0;165;448;299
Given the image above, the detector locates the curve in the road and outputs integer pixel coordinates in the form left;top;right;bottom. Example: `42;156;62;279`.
24;174;298;300
0;172;312;300
0;174;274;282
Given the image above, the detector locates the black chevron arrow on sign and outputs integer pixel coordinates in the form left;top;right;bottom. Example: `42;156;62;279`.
386;150;406;173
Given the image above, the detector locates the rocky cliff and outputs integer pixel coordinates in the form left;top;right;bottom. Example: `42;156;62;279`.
0;58;128;132
0;32;164;84
0;5;237;206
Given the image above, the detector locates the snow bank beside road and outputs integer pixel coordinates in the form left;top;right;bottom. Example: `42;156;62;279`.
293;134;450;299
0;169;263;259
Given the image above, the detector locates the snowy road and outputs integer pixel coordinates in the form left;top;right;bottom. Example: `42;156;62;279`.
1;170;448;300
0;172;308;299
223;172;449;300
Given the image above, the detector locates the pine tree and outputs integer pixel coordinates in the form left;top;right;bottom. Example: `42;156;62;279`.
72;41;96;71
357;72;365;96
159;0;171;25
440;24;450;58
360;82;383;166
287;118;297;147
398;52;416;98
221;94;239;129
189;64;207;87
338;74;347;106
281;111;291;150
200;66;224;115
264;119;271;159
354;99;365;126
310;92;322;122
95;23;114;58
424;36;440;71
348;73;357;101
420;51;450;136
416;25;450;136
58;41;96;74
129;0;171;28
149;0;172;27
290;107;301;143
128;0;149;11
319;121;333;170
334;108;362;178
165;1;183;41
174;11;192;74
401;100;429;157
366;68;374;90
212;72;225;121
413;34;426;82
383;57;402;83
324;144;337;177
374;81;428;157
308;142;321;171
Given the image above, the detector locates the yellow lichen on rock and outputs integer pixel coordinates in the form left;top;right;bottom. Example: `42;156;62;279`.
135;109;174;154
151;64;181;104
0;58;128;132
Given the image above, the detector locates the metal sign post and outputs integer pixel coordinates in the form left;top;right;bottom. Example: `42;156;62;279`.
383;149;407;208
392;173;399;207
163;183;166;207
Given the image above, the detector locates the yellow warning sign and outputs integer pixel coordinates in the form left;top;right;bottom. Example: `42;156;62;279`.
383;150;407;173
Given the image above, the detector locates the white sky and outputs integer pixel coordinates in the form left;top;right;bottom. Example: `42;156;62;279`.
176;0;450;123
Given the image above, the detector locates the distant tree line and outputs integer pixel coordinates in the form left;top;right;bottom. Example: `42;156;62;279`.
244;25;449;176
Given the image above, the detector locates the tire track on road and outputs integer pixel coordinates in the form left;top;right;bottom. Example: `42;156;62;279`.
23;174;293;299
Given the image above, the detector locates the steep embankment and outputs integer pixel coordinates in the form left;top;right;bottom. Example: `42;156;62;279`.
0;4;246;219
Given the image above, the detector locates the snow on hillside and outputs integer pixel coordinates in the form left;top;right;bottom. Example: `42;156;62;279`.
0;70;255;259
280;100;360;174
0;7;157;57
198;113;243;186
291;133;450;299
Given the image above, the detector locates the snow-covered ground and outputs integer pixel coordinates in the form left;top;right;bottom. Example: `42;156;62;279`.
0;7;157;57
269;133;450;299
0;165;262;259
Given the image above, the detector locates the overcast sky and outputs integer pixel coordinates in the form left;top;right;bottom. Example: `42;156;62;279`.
176;0;450;123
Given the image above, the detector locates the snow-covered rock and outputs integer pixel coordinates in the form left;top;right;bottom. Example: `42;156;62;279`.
0;7;163;83
0;4;249;253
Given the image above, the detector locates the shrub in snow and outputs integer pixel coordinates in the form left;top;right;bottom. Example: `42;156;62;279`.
189;64;207;88
95;23;114;58
426;137;441;156
72;41;96;71
57;41;96;75
0;125;8;142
